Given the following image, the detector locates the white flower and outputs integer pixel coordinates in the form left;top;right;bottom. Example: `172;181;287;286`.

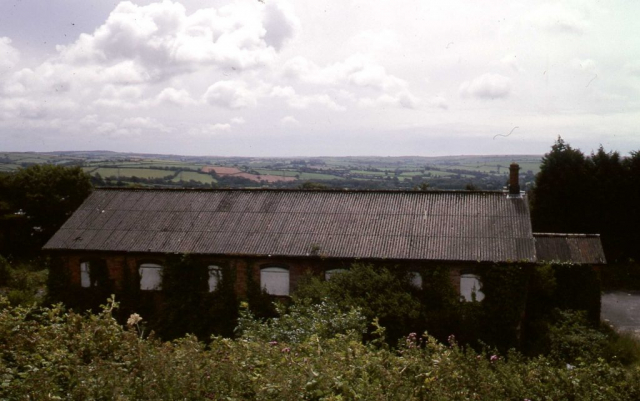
127;313;142;326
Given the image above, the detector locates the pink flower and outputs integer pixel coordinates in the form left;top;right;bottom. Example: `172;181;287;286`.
269;341;278;346
281;347;290;353
490;355;499;362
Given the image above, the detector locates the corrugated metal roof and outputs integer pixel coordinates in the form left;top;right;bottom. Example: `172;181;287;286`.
534;233;606;264
44;188;537;262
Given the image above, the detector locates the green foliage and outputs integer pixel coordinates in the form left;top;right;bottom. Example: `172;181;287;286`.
298;181;331;189
531;137;640;262
602;329;640;367
531;136;591;234
155;255;239;340
548;310;608;364
1;298;640;400
155;254;208;339
0;255;48;306
415;266;461;342
0;255;11;286
294;263;421;342
245;264;277;319
2;165;92;255
472;264;530;350
237;298;367;343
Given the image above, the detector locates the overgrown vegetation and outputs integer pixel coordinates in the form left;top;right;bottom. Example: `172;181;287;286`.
0;255;48;307
1;296;640;400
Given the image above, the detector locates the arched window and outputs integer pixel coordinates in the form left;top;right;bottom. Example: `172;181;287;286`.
260;266;289;296
208;265;221;292
409;271;423;289
139;263;163;291
324;269;347;281
80;262;91;288
460;274;484;302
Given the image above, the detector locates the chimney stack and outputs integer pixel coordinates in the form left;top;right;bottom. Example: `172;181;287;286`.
509;162;520;195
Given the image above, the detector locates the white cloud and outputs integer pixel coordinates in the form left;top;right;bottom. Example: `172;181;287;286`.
348;29;400;54
204;80;258;109
187;122;232;137
459;73;511;99
54;0;296;79
121;116;168;131
270;85;344;111
94;84;144;108
283;54;407;91
263;1;299;51
359;90;420;110
571;58;597;73
0;37;19;74
623;61;640;77
530;4;589;35
281;55;419;109
500;54;523;73
427;96;449;110
156;87;198;106
281;115;299;125
231;117;246;125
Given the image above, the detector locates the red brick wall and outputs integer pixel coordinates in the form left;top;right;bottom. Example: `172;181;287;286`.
53;252;466;298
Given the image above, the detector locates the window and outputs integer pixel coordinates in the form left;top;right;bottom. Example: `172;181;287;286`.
409;271;423;289
208;265;221;292
460;274;484;302
80;260;107;288
80;262;91;288
260;266;289;296
325;269;347;281
139;263;163;291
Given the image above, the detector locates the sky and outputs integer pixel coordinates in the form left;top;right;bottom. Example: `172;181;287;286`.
0;0;639;157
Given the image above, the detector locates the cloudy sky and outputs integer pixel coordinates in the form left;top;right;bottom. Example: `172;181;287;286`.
0;0;639;157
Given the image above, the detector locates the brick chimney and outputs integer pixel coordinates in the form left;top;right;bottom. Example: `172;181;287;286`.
509;162;520;195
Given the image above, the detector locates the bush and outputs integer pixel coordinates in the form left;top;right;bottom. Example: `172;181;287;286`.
237;298;367;343
294;263;421;342
0;256;48;306
548;310;608;363
2;298;640;400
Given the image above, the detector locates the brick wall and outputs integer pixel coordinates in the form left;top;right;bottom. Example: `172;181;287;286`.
54;252;466;298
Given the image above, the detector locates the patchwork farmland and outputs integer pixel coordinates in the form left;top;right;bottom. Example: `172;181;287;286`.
0;151;541;191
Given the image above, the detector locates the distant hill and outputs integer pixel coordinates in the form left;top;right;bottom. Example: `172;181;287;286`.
0;151;542;191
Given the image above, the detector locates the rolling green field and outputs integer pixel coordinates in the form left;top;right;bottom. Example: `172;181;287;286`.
83;167;174;180
1;151;543;190
171;171;217;184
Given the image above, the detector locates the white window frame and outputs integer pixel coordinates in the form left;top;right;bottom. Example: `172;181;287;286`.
260;266;290;296
80;261;91;288
139;263;163;291
409;271;423;289
460;274;484;302
324;269;347;281
208;265;221;292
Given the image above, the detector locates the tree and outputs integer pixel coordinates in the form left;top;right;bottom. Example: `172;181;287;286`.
8;165;92;252
530;137;591;234
298;181;330;190
531;138;640;261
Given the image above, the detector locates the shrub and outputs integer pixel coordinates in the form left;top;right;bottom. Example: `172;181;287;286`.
237;298;367;343
548;310;608;364
294;263;421;343
2;298;640;400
